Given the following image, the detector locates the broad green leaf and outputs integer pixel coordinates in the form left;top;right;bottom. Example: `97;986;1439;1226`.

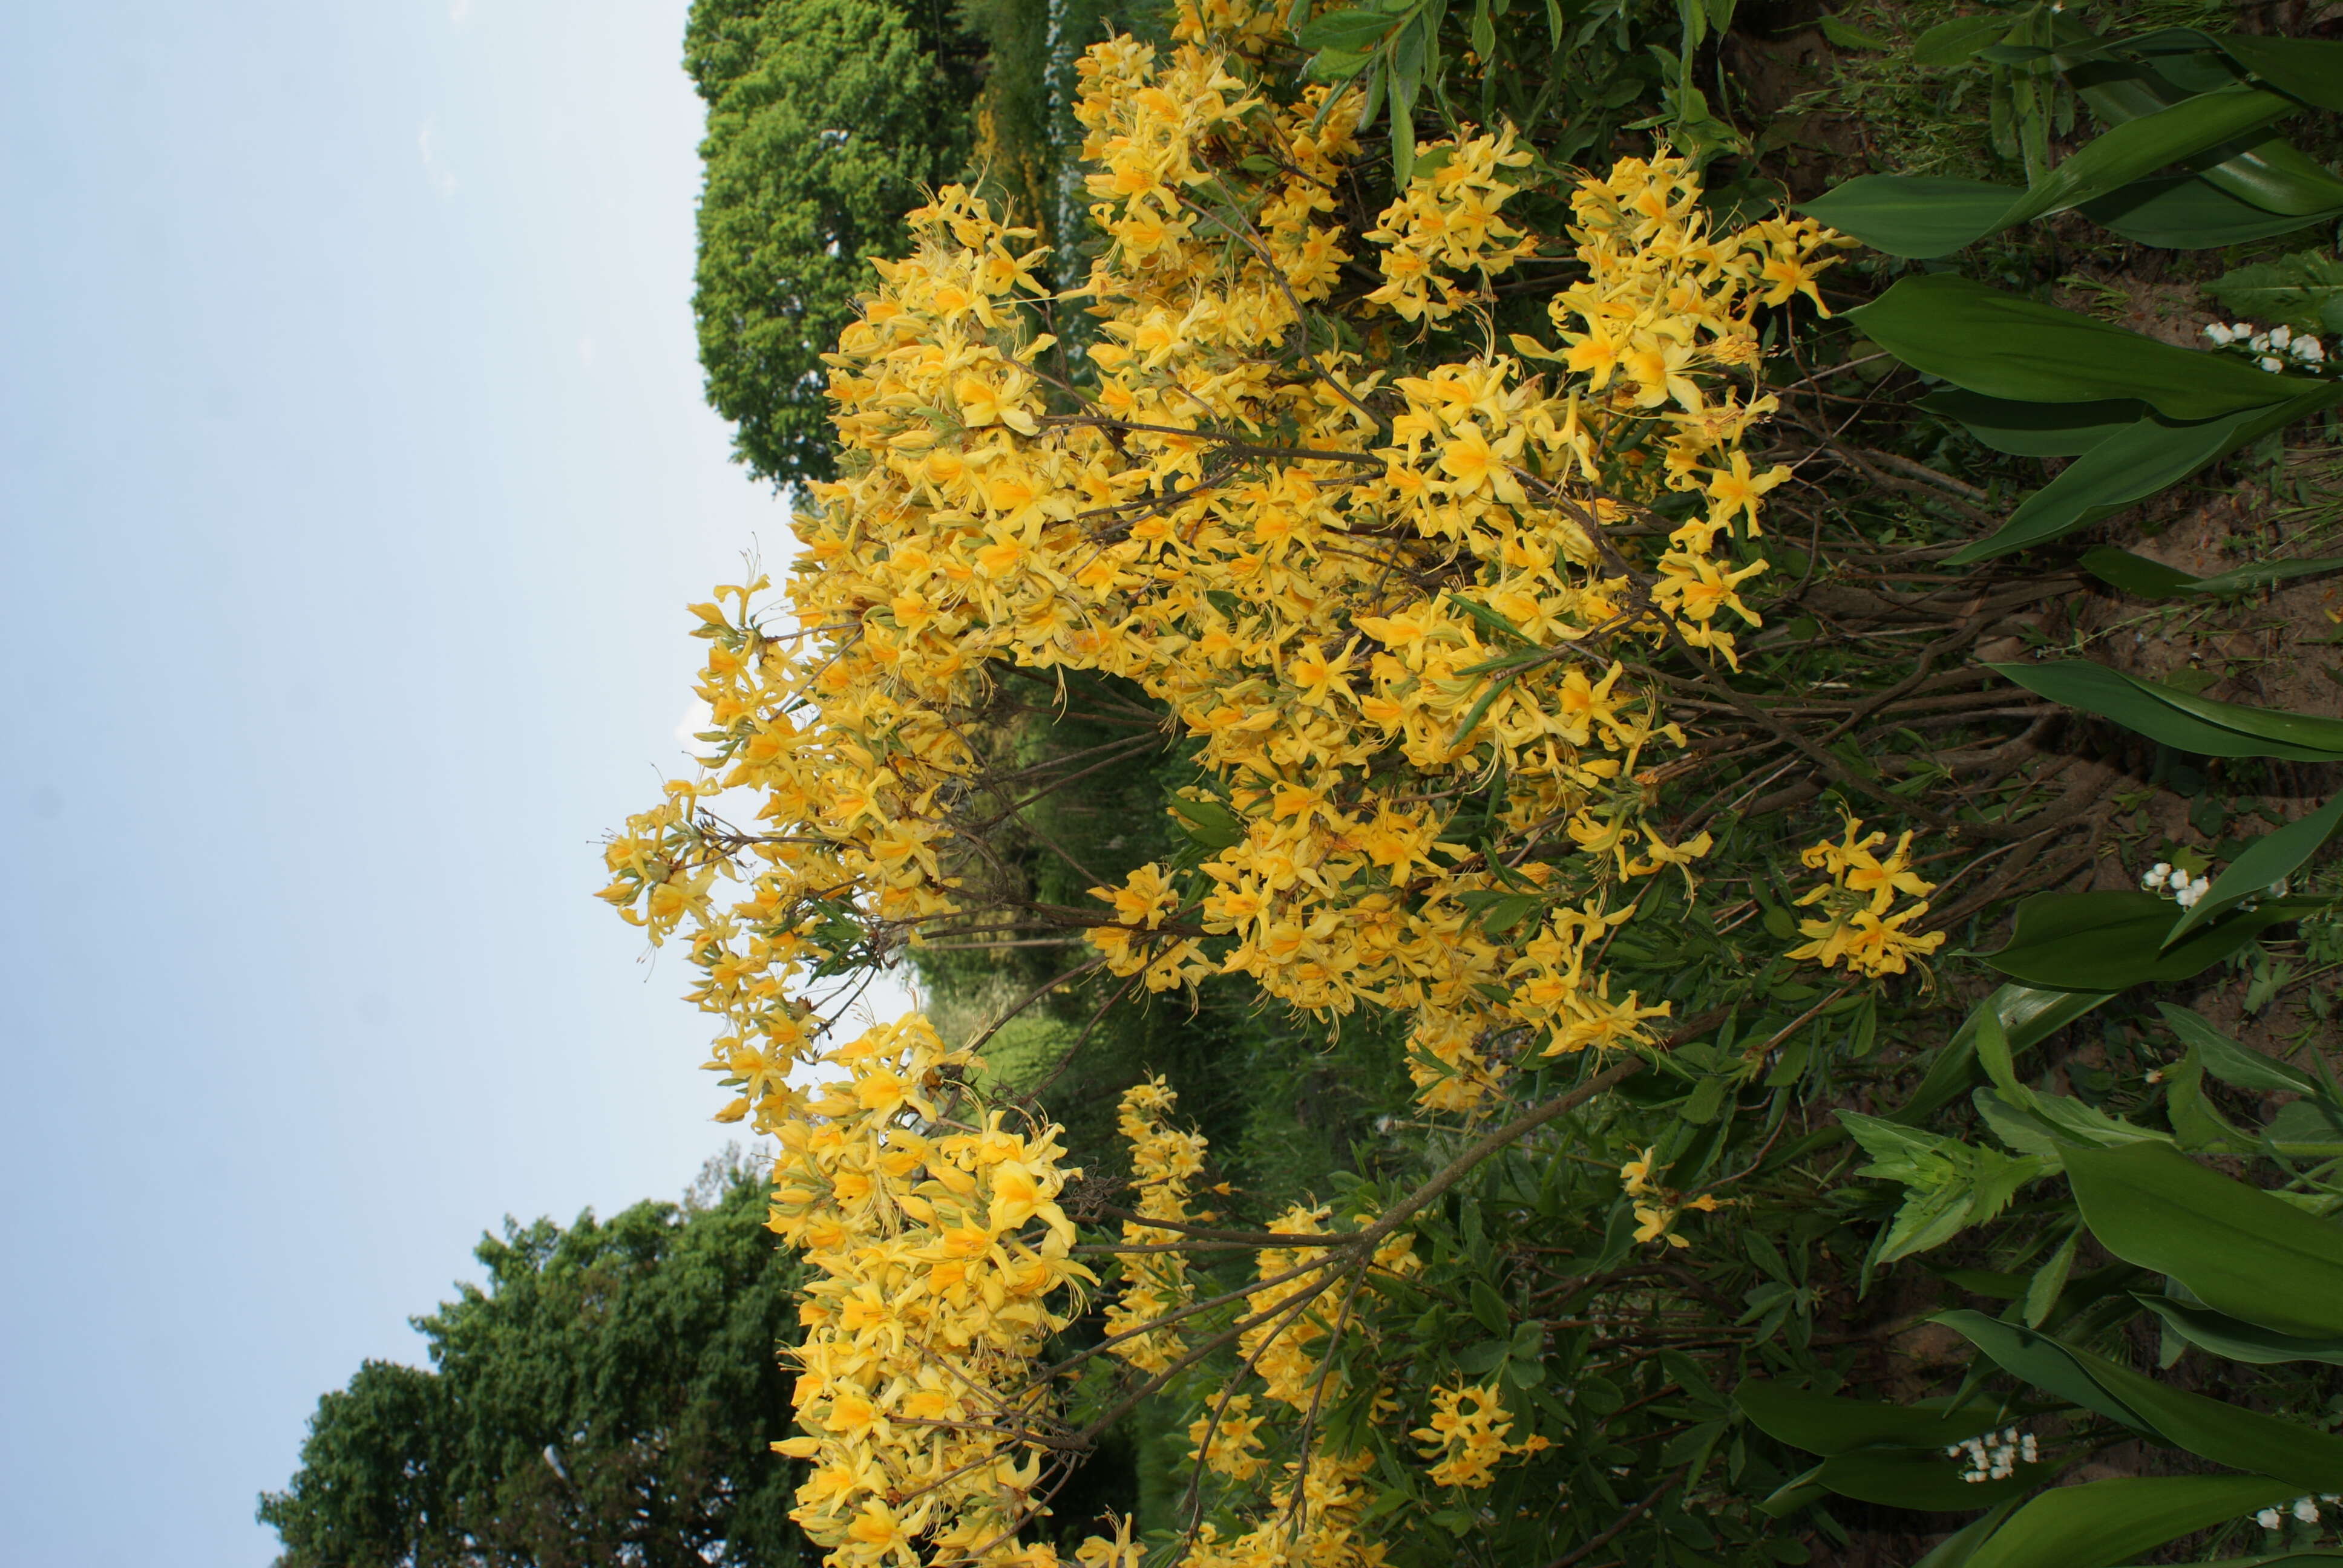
2082;546;2343;599
1924;391;2149;456
2007;86;2297;227
2065;1140;2343;1339
2267;1099;2343;1155
2210;251;2343;334
2216;33;2343;112
2166;792;2343;942
1813;1447;2050;1511
1936;1310;2151;1431
1800;176;2017;258
1913;13;2009;67
1946;400;2303;563
1989;661;2343;762
2166;1045;2255;1153
2135;1292;2343;1366
1294;6;1403;50
1981;889;2302;990
2084;172;2343;249
1947;1314;2343;1490
1895;985;2114;1125
2186;132;2343;218
1964;1475;2298;1568
1846;276;2304;419
1734;1379;2004;1454
1914;1500;2024;1568
1801;88;2296;256
2154;681;2343;755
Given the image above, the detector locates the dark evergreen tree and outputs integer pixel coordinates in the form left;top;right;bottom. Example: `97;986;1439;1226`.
258;1157;805;1567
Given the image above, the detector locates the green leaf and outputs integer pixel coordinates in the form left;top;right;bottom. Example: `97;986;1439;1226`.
1936;1310;2151;1431
1964;1475;2298;1568
2065;1140;2343;1339
1812;1448;2050;1511
2008;86;2297;224
2215;33;2343;113
1801;175;2024;258
1840;1112;2051;1263
1295;6;1403;50
2166;794;2343;943
1912;1500;2024;1568
2081;546;2343;599
1957;1313;2343;1489
1990;661;2343;762
1982;889;2301;990
1946;400;2305;563
1894;986;2115;1125
1922;391;2150;457
2267;1100;2343;1155
1913;13;2010;67
2210;250;2343;334
1817;11;1890;50
1734;1380;2005;1454
2083;173;2343;250
1167;794;1244;849
2134;1292;2343;1367
1802;88;2299;256
2023;1227;2079;1327
1845;276;2305;420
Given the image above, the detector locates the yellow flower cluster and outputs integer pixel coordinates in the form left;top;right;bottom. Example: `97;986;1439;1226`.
1364;126;1537;322
1618;1143;1720;1249
1411;1381;1549;1488
1786;815;1947;979
765;1016;1101;1566
1099;1079;1206;1374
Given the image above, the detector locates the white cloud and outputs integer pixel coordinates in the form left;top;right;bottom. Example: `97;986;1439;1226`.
416;119;457;197
674;697;712;748
448;0;473;25
577;336;597;369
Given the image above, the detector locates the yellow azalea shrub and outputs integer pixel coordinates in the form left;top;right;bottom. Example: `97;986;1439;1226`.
598;7;1854;1563
1786;815;1947;979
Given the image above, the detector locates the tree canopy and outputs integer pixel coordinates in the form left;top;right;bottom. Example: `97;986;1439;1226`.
258;1158;807;1567
686;0;985;490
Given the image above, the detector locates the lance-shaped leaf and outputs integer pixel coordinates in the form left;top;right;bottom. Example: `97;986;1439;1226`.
1946;395;2341;563
2083;172;2343;249
1981;889;2304;990
2081;546;2343;599
1941;1311;2343;1492
2065;1140;2343;1339
1989;661;2343;762
1801;87;2298;256
1893;985;2115;1125
1846;276;2304;419
1922;391;2149;457
2215;33;2343;112
1812;1448;2053;1512
1964;1475;2298;1568
2135;1292;2343;1367
2158;1004;2326;1098
1734;1379;2007;1454
2165;793;2343;944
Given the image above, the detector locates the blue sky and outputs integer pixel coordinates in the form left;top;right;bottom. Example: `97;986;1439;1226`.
0;2;898;1561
